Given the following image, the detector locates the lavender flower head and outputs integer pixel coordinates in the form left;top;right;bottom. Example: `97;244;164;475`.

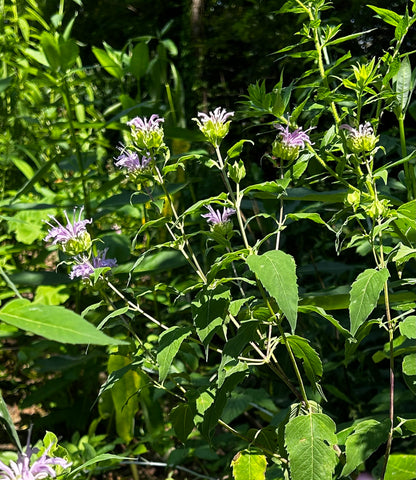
0;439;71;480
70;248;118;280
272;124;313;163
115;147;151;175
340;121;378;154
193;107;234;147
127;114;165;151
44;207;92;255
202;205;236;237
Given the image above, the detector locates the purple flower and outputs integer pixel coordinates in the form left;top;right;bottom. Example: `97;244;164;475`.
70;249;117;280
340;122;378;154
274;124;313;149
272;124;313;163
201;205;236;225
193;107;234;146
127;114;165;151
44;207;92;255
0;443;71;480
127;114;164;132
115;147;151;173
194;107;234;129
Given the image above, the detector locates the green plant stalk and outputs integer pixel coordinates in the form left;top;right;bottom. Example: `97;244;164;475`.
380;282;395;480
152;163;207;283
60;78;91;217
275;163;285;250
257;281;310;409
398;114;416;200
215;146;250;250
295;0;340;124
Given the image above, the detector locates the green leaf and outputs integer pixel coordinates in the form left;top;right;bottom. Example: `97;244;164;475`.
68;454;132;478
393;56;413;114
227;140;254;160
0;392;22;451
170;404;195;443
349;268;390;336
108;355;143;443
157;326;192;382
341;419;390;476
191;286;231;347
0;299;126;345
247;250;298;332
129;42;149;79
40;32;60;71
385;454;416;480
367;5;402;27
403;354;416;376
285;413;338;480
286;335;323;388
400;316;416;339
231;449;267;480
92;46;123;79
286;212;332;229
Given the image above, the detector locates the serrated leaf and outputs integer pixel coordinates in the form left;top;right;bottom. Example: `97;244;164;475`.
231;449;267;480
157;326;192;382
349;268;390;336
286;335;322;388
285;413;337;480
0;299;126;345
385;454;416;480
399;316;416;339
191;286;230;347
170;404;195;443
247;251;298;332
341;419;390;476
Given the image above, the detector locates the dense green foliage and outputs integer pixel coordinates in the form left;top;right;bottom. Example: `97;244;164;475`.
1;1;416;480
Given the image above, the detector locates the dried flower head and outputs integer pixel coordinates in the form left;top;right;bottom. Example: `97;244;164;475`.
272;124;313;163
340;122;378;155
44;207;92;255
127;114;165;151
193;107;234;147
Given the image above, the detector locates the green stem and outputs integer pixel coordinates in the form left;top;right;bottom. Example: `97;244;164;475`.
258;281;310;409
398;114;416;200
215;146;250;250
153;164;207;283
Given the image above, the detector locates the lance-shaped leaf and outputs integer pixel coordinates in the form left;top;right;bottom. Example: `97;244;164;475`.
157;326;192;382
247;250;298;332
349;268;390;336
0;299;126;345
0;393;22;451
285;413;338;480
231;449;267;480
